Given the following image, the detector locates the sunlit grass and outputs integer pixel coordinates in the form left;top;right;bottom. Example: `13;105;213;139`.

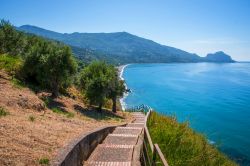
147;112;237;166
0;54;22;76
51;107;74;118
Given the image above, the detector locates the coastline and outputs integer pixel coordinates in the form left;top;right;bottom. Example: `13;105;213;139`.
118;64;130;111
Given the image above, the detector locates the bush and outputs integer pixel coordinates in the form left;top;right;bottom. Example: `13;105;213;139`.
0;20;26;56
21;41;77;97
1;20;77;97
28;115;35;122
0;107;9;117
80;61;125;112
51;107;74;118
38;158;49;165
0;54;23;77
147;112;237;166
11;78;25;89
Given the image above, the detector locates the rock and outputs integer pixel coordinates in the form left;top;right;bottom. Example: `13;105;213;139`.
204;51;235;62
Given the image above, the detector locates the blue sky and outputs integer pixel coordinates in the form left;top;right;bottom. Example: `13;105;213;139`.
1;0;250;61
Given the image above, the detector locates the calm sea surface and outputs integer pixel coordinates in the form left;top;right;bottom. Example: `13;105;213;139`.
123;63;250;165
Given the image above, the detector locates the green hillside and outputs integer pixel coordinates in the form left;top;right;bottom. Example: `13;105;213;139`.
18;25;235;64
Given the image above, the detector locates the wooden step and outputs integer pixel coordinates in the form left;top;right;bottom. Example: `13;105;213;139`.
113;128;142;135
126;123;144;128
103;134;138;145
85;161;131;166
87;145;133;162
116;127;143;130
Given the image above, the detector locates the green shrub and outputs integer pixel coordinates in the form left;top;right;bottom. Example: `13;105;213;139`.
1;20;77;97
52;107;74;118
147;112;237;166
80;61;125;112
0;54;22;76
66;112;75;118
11;78;25;89
51;107;64;114
41;97;52;108
29;115;35;122
0;107;9;117
38;158;49;165
21;43;77;97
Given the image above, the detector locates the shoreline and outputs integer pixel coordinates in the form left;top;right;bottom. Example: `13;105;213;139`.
118;64;130;111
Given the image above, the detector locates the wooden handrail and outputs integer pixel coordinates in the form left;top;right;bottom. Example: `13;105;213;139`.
143;109;169;166
144;127;154;152
154;144;169;166
144;110;154;152
126;108;168;166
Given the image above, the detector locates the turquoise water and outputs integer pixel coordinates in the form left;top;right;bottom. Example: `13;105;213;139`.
123;63;250;165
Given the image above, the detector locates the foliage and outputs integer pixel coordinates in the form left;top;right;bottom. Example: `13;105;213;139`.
107;67;126;112
28;115;35;122
11;78;26;89
0;20;77;97
51;107;74;118
80;61;112;110
38;158;49;165
0;107;9;117
41;96;52;108
147;112;237;166
80;61;125;111
0;20;26;56
0;54;23;77
21;38;77;97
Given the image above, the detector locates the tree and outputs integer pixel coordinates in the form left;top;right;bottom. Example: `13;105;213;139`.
0;20;25;56
0;20;77;97
107;67;126;113
45;46;77;97
80;61;113;111
22;40;77;97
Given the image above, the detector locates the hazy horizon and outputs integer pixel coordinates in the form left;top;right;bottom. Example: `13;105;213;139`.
1;0;250;61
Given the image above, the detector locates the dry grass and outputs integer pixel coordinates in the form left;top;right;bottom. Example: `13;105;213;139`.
0;71;132;166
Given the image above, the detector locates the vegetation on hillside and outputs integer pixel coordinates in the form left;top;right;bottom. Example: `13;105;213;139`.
0;20;77;97
80;61;125;112
147;112;237;166
0;54;23;77
18;25;235;64
0;107;9;117
0;19;125;112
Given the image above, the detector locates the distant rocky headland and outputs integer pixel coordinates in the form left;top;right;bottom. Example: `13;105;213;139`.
204;51;235;62
18;25;235;64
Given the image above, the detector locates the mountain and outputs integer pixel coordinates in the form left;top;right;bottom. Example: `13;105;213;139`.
204;51;235;62
17;25;235;64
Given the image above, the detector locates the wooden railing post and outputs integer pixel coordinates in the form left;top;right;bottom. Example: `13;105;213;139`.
152;145;157;166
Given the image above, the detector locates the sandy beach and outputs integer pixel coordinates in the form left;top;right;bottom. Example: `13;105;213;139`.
118;64;130;111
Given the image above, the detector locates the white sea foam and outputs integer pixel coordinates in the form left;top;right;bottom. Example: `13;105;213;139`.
119;64;130;111
208;139;216;145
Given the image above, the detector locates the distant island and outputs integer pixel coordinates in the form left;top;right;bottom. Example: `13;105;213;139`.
204;51;235;62
17;25;235;64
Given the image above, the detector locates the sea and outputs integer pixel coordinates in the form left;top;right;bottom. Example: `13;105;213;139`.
122;63;250;165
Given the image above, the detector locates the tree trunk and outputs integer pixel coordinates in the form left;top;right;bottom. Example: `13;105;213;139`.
112;96;117;113
98;103;102;112
51;83;59;98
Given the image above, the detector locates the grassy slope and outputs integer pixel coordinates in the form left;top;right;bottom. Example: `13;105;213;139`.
147;112;237;166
